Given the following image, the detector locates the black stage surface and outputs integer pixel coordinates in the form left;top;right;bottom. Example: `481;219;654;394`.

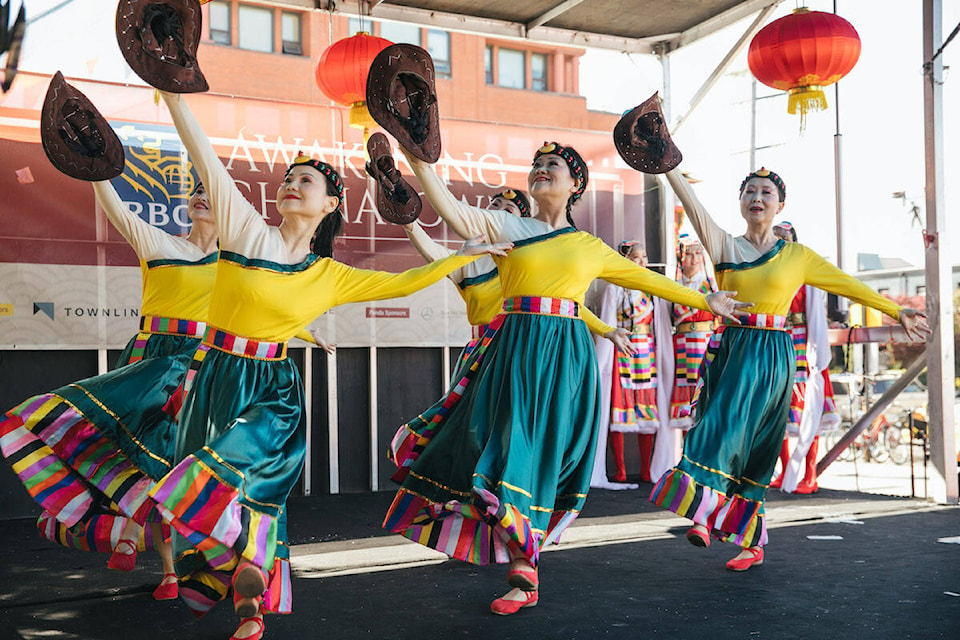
0;487;957;639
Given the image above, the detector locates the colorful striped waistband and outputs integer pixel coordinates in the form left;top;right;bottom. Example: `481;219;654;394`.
676;320;714;334
202;326;288;360
139;314;207;338
502;296;579;318
723;313;788;330
471;322;492;339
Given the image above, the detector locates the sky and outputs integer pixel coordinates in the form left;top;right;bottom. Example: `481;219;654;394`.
581;0;960;272
8;0;959;272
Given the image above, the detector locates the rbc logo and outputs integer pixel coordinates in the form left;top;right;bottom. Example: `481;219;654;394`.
110;121;200;235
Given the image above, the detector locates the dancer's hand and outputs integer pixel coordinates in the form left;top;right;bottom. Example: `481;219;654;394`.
899;308;930;341
705;290;752;324
310;330;337;355
604;328;637;355
457;235;513;257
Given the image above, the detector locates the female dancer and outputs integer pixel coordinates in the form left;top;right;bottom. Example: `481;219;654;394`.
391;192;626;481
769;221;841;494
595;241;671;484
0;177;218;600
147;92;507;640
650;167;928;571
383;140;746;615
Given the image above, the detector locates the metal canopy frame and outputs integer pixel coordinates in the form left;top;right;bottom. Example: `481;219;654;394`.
318;0;957;503
340;0;781;54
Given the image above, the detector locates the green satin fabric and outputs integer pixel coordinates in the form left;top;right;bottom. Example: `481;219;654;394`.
57;354;192;481
401;313;600;532
677;326;795;504
173;349;306;518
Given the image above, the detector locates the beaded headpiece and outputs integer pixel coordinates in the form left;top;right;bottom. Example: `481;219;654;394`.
534;141;588;204
286;153;344;210
618;240;642;257
493;189;531;217
739;167;786;202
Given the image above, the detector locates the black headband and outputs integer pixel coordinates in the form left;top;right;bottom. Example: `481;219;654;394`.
534;142;587;204
739;167;786;202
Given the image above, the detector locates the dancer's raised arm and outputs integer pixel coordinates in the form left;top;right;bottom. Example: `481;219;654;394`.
402;149;508;241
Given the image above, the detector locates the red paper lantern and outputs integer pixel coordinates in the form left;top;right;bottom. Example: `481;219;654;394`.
315;31;393;130
748;8;861;125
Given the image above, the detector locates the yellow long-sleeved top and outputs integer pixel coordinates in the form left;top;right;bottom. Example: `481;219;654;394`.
164;93;479;343
665;169;901;320
405;221;616;334
92;181;217;323
406;158;711;314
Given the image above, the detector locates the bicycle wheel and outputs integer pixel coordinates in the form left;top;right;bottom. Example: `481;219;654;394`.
887;426;909;465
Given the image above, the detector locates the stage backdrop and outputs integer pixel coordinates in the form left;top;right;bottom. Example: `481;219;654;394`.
0;73;648;349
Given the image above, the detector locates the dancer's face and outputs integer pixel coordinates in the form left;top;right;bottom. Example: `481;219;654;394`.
187;183;213;225
681;244;704;271
490;196;523;217
277;165;339;220
739;177;783;227
626;245;647;267
528;153;579;202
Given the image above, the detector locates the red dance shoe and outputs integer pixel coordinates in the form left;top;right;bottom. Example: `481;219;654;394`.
725;547;764;572
506;564;538;591
152;573;179;601
232;563;267;617
685;526;710;548
769;474;783;489
107;539;138;572
229;616;264;640
490;590;539;616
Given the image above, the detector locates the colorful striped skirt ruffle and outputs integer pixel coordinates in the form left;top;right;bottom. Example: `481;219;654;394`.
37;508;170;553
650;317;794;548
149;453;292;616
384;296;597;567
0;384;175;527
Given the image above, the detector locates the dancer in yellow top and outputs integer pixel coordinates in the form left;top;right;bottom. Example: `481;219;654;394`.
650;165;928;571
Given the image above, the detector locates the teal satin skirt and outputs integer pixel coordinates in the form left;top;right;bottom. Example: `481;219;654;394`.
650;326;794;547
384;312;600;567
149;346;302;616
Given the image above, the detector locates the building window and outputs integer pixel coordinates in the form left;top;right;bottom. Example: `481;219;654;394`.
531;52;547;91
484;46;493;84
208;0;231;45
380;20;421;46
281;12;302;55
497;48;525;89
916;285;926;295
427;29;451;77
238;5;273;53
878;287;890;295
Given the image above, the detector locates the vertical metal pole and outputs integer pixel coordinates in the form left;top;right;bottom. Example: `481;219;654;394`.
442;345;451;391
749;78;757;171
369;345;379;491
659;47;674;271
303;347;312;496
327;348;340;494
922;0;958;504
834;2;844;272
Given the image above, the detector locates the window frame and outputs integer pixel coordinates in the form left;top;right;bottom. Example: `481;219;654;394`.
281;11;303;56
208;0;232;46
237;4;275;53
485;43;550;92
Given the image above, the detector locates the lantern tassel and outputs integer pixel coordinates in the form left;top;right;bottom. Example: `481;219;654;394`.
787;86;828;133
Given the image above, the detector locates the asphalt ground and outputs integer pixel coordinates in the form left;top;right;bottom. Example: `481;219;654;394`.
0;486;957;640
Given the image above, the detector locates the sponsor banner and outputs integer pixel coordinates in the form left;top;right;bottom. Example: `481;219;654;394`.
0;75;646;349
